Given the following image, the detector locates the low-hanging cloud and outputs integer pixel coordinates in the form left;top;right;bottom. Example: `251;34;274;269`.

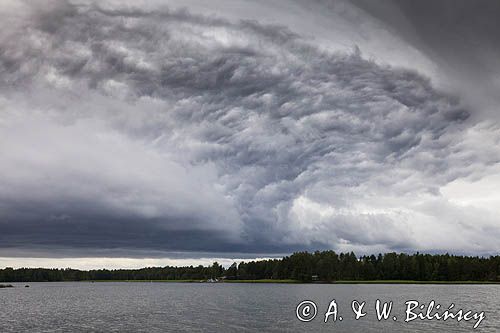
1;0;500;258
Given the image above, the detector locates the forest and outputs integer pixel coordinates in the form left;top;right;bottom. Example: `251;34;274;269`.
1;251;500;282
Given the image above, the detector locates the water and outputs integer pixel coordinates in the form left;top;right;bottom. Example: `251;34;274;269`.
0;282;498;332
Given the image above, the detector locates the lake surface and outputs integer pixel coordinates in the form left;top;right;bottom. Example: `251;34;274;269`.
0;282;498;332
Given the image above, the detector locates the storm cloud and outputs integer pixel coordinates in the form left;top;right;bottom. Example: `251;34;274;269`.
1;0;500;262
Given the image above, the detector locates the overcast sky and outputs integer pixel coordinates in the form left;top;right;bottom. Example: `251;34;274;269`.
1;0;500;269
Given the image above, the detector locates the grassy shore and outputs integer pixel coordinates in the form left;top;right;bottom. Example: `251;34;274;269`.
85;279;500;284
88;279;299;283
223;280;500;285
90;279;203;283
220;279;300;283
330;280;500;285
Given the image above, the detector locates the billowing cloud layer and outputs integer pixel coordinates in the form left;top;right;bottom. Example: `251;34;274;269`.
1;0;500;259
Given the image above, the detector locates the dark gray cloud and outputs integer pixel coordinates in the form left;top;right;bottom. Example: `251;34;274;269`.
1;0;500;260
353;0;500;119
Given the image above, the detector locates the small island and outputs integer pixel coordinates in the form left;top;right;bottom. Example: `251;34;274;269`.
0;284;14;288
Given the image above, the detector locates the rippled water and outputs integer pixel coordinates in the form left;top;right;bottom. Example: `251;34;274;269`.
0;282;498;332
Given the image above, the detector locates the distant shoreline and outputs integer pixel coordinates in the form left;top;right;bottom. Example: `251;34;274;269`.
4;280;498;285
3;251;500;283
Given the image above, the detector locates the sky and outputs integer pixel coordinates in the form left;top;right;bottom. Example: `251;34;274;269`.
1;0;500;269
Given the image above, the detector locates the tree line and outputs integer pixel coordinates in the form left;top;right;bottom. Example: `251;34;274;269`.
1;251;499;282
